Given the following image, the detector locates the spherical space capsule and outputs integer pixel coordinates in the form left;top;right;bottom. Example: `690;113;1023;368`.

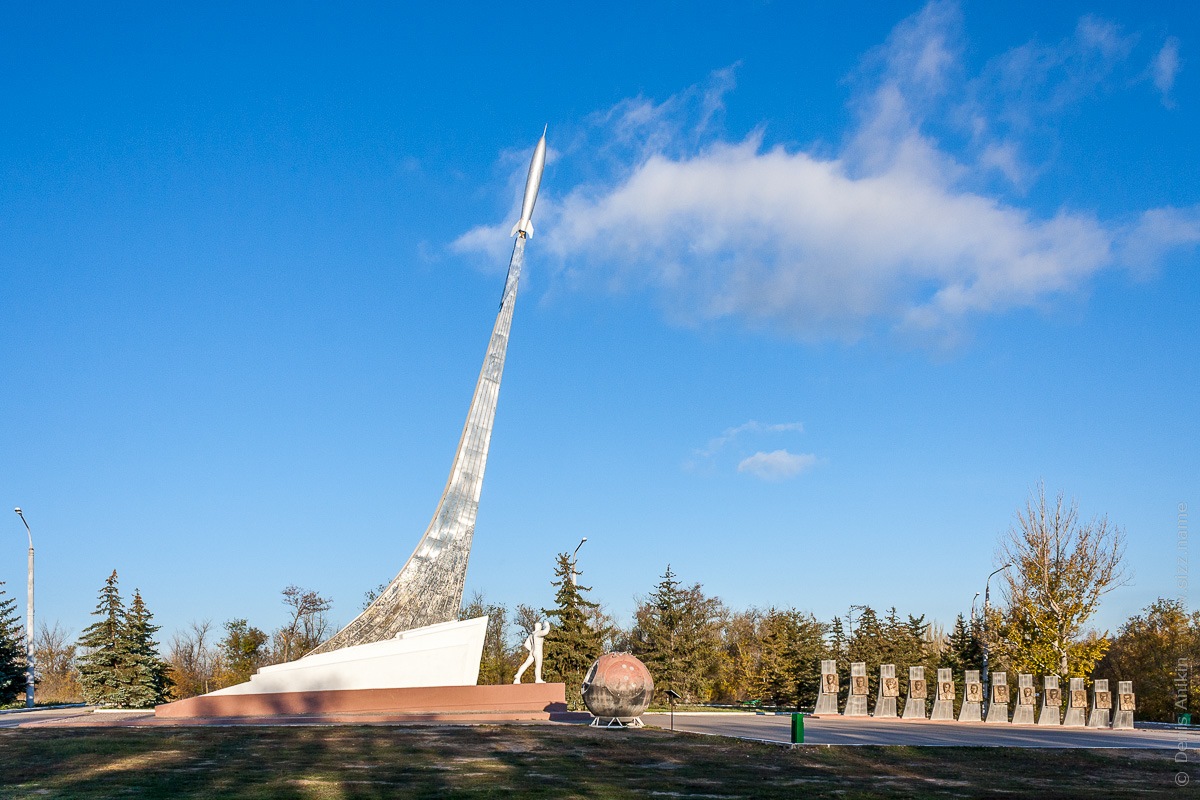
581;653;654;727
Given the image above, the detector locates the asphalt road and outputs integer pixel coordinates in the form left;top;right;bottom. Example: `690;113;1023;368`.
643;712;1195;749
4;706;1193;750
0;708;96;729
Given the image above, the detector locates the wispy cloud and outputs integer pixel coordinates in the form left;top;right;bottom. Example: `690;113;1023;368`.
687;420;816;480
455;2;1200;343
959;12;1139;187
737;450;818;481
1119;206;1200;273
1153;37;1181;107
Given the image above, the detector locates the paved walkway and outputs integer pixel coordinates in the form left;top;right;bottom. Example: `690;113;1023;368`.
643;711;1194;748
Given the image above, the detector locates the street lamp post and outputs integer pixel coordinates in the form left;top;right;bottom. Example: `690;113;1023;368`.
569;537;587;586
13;508;34;709
981;563;1012;704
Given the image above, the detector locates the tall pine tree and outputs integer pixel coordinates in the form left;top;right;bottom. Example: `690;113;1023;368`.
124;590;172;707
541;552;602;709
77;571;129;707
0;581;26;705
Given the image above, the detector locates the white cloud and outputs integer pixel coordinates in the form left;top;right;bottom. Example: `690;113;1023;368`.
546;135;1114;337
737;450;818;481
451;220;512;266
1154;37;1181;107
454;3;1197;342
696;420;804;459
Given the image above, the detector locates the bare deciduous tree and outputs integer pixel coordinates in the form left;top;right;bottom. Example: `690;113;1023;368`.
460;591;516;684
34;622;82;704
167;620;217;699
513;603;541;643
276;585;333;662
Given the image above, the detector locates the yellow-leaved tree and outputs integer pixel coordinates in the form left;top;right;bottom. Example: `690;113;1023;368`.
992;484;1127;679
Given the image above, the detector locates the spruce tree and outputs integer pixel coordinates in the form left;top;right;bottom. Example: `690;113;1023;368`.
124;590;172;707
753;608;827;709
631;565;684;696
944;613;982;674
900;613;932;668
77;571;128;707
630;565;723;702
0;582;26;705
541;552;602;708
827;617;848;663
847;606;886;698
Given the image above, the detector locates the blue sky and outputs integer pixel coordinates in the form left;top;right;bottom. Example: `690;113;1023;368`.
1;1;1196;646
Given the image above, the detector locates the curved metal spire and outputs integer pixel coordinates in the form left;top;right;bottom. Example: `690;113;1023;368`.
311;130;546;654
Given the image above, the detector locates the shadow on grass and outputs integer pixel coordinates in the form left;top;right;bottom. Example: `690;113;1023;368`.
0;724;1182;799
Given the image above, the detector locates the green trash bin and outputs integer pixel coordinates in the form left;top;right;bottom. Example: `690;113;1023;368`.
791;712;804;744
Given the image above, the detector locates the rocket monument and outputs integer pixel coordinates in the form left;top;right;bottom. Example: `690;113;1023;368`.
310;129;548;655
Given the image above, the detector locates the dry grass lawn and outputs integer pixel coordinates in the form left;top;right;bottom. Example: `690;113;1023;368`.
0;723;1181;798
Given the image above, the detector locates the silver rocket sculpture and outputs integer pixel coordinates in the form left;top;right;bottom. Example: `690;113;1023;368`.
309;130;548;655
510;126;547;238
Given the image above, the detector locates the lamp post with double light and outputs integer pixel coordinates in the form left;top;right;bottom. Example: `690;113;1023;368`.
569;537;587;586
981;563;1012;704
13;508;34;709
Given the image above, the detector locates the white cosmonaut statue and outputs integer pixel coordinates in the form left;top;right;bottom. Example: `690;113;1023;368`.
513;621;550;684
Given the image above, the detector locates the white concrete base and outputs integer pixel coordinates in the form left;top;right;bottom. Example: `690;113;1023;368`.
958;701;982;722
209;616;488;696
813;693;839;715
901;697;927;719
930;699;955;721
